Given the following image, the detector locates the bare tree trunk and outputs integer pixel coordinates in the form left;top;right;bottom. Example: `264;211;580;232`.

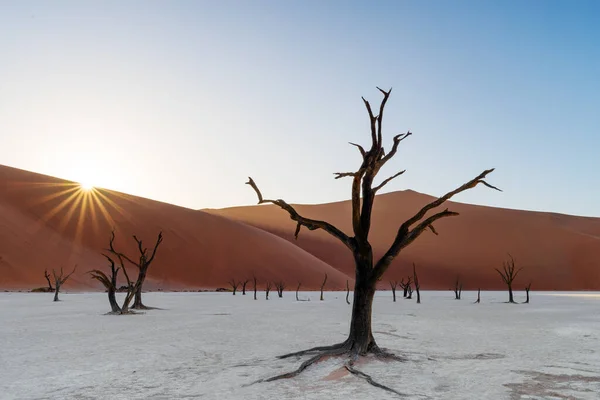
242;279;249;295
229;279;240;295
389;281;397;302
296;282;301;301
265;282;272;300
346;280;351;305
320;273;327;301
44;269;54;291
132;268;147;308
474;288;481;304
524;283;531;304
495;253;523;304
413;263;420;304
253;276;257;300
346;267;377;353
508;283;514;303
53;284;60;302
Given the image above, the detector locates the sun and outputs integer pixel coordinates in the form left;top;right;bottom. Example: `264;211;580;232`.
79;181;95;191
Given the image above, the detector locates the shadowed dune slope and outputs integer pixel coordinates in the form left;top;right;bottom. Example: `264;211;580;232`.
0;165;349;291
207;191;600;291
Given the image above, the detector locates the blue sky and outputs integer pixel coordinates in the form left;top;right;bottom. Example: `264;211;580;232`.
1;0;599;216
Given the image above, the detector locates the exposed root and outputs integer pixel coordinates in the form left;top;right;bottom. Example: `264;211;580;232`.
345;358;406;397
261;347;349;382
277;340;348;359
372;345;407;362
132;304;161;310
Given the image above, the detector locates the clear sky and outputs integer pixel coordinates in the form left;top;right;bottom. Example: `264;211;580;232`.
1;0;599;216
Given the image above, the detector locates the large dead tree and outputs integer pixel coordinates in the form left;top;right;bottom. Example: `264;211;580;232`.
495;254;522;303
89;253;138;314
52;265;77;301
453;275;463;300
275;280;285;298
242;279;250;295
246;87;499;392
320;273;327;301
107;230;163;310
413;263;421;304
389;281;398;302
524;282;532;304
229;279;240;295
44;269;54;291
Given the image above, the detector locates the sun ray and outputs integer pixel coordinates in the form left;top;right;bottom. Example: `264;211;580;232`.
73;190;90;244
39;188;83;223
94;189;130;221
90;190;116;228
56;191;84;233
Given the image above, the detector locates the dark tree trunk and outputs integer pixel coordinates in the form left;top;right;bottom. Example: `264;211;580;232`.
242;280;248;295
254;280;257;300
346;268;377;354
475;288;481;304
415;287;420;303
508;284;514;303
346;280;351;305
403;286;408;297
296;282;300;301
108;287;121;313
320;273;327;301
53;284;60;302
132;267;147;309
525;288;530;303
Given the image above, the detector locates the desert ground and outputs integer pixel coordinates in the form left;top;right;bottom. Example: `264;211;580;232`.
2;290;600;399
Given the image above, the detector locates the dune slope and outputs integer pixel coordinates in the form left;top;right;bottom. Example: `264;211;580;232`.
0;165;349;290
208;190;600;290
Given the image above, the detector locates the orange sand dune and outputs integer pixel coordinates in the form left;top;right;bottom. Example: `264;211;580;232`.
0;165;349;291
207;190;600;291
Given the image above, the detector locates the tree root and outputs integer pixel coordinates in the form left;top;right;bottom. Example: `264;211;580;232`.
251;342;406;397
345;361;406;397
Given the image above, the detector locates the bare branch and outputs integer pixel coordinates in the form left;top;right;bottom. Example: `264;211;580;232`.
245;177;353;250
373;170;406;192
334;172;357;180
380;131;412;166
349;142;366;157
375;87;391;149
361;97;377;147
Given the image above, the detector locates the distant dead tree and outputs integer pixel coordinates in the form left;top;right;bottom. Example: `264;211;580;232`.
265;281;272;300
229;279;240;295
44;269;54;291
90;254;138;314
242;279;250;295
452;276;463;300
400;276;413;298
244;87;498;392
253;275;258;300
296;282;301;301
495;254;522;303
405;280;413;300
474;288;481;304
107;230;163;310
346;280;351;304
275;280;285;298
51;265;77;301
389;281;398;302
524;282;532;304
320;273;327;301
413;263;421;304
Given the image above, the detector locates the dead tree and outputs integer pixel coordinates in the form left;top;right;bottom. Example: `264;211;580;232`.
389;281;398;302
524;282;532;304
253;275;258;300
453;276;463;300
107;230;163;310
245;87;499;392
265;281;272;300
400;276;412;298
406;281;413;300
275;280;285;298
346;280;351;304
52;265;77;301
495;254;522;303
229;279;240;295
44;269;54;291
89;253;138;314
242;279;249;295
474;288;481;304
413;263;421;304
320;273;327;301
296;282;301;301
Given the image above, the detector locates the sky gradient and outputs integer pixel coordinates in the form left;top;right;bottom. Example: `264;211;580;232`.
1;0;599;216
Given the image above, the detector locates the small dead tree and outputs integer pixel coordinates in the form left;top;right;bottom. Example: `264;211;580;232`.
389;281;398;302
52;265;77;301
495;253;522;303
229;279;240;295
44;269;54;291
474;288;481;304
400;277;413;298
296;282;301;301
453;276;463;300
320;273;327;301
242;279;249;295
107;230;163;310
90;253;138;314
244;87;499;392
275;280;285;298
524;282;532;304
406;281;413;300
265;281;272;300
253;275;258;300
413;263;421;304
346;280;351;304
